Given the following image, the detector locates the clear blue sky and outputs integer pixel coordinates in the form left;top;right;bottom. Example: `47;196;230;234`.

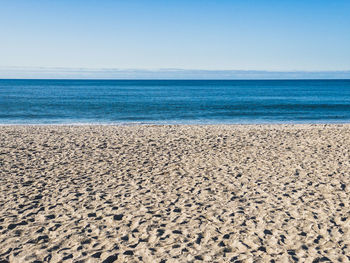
1;0;349;71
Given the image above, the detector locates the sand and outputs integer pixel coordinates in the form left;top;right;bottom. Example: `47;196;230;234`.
0;124;350;262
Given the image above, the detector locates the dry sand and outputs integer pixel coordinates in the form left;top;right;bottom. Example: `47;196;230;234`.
0;124;350;262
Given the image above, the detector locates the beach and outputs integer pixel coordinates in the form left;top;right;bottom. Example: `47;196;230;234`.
1;124;349;262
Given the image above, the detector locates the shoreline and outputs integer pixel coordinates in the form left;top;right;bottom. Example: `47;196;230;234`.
1;124;350;262
1;122;350;126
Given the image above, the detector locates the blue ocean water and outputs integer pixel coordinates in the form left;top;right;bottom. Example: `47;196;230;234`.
1;79;350;125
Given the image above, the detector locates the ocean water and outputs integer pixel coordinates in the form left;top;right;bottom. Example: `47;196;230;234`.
1;79;350;125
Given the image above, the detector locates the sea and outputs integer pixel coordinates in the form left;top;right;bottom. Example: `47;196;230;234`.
1;79;350;125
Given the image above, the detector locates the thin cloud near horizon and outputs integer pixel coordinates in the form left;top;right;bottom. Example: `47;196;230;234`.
0;67;350;79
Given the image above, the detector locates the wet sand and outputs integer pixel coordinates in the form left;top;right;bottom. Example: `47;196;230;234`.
0;125;350;262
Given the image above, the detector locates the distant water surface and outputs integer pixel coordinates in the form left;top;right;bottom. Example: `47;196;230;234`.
1;79;350;124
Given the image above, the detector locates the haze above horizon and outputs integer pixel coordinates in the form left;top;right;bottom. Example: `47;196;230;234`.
1;0;350;79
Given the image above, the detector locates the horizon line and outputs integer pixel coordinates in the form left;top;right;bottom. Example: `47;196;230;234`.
1;79;350;81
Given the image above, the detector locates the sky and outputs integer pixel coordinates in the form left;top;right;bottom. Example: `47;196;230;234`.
0;0;350;78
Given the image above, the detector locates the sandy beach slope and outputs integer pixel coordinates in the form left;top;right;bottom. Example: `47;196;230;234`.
0;125;350;262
